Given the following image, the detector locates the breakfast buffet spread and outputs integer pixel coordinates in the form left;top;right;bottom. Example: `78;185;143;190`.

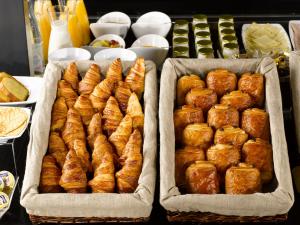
1;0;300;223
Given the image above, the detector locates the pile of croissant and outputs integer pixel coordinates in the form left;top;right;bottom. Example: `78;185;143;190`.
39;57;145;194
174;69;273;194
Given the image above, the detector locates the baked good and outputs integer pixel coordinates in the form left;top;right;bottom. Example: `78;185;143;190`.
72;139;90;173
109;114;133;157
185;88;218;112
220;90;253;111
176;75;205;106
87;112;102;149
207;104;239;129
182;123;214;149
50;97;68;132
106;58;122;84
174;105;204;142
241;108;270;140
0;77;29;102
206;144;240;174
57;80;78;109
238;73;264;106
185;161;220;194
63;62;79;91
125;57;145;99
242;138;273;183
126;92;144;132
39;155;62;193
116;129;143;193
206;69;237;97
74;95;95;126
114;81;132;113
175;146;205;188
89;135;115;193
48;132;68;168
89;78;114;113
214;125;248;149
225;163;261;194
59;150;87;193
79;63;101;95
102;96;124;136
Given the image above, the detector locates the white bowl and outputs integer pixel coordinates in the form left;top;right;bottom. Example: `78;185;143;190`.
48;48;91;62
94;48;137;62
90;12;131;38
129;34;169;66
132;11;172;38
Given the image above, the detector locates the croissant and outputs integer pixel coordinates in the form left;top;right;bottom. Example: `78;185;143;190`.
62;108;85;149
115;81;132;112
220;90;253;111
174;105;204;143
182;123;214;149
87;112;102;149
48;132;68;168
206;69;237;97
126;92;144;132
238;73;264;106
185;88;218;112
214;125;248;149
74;95;95;126
59;149;87;193
106;58;122;84
125;57;145;99
177;75;205;106
57;80;78;109
63;62;79;91
116;129;143;193
39;155;62;193
175;146;205;189
72;139;90;173
89;135;115;193
89;78;114;112
79;64;101;95
109;114;133;157
103;96;124;136
50;97;68;132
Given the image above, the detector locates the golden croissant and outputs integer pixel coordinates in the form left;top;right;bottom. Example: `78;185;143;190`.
126;92;144;132
89;78;114;112
114;81;132;112
89;135;115;193
62;108;86;149
57;80;78;109
87;112;102;149
63;62;79;91
116;129;143;193
74;95;95;126
177;75;205;106
106;58;122;84
72;139;91;173
59;149;87;193
102;96;124;136
50;97;68;132
109;114;133;157
39;155;62;193
48;132;68;168
79;64;101;95
125;57;145;99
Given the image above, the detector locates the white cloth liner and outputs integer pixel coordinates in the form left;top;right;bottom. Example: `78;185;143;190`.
159;57;294;216
20;60;157;218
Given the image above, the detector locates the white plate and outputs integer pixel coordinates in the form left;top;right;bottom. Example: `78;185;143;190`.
0;177;19;219
94;48;137;62
48;47;91;62
0;76;42;106
0;107;31;142
242;23;292;57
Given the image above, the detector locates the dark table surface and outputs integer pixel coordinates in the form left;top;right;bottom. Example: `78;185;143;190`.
1;15;300;225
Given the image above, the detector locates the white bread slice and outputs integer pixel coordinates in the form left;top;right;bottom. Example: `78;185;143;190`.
0;78;29;102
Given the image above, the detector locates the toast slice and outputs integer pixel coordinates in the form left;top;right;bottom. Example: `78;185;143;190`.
0;78;29;102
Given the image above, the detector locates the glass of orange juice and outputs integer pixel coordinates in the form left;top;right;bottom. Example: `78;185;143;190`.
67;0;83;47
75;0;91;45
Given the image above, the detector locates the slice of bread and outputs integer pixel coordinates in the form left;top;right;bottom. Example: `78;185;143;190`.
0;72;12;82
0;78;29;102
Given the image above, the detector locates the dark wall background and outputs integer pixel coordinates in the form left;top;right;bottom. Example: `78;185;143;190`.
0;0;30;76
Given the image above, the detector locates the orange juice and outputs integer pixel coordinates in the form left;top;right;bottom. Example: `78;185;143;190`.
67;0;83;47
75;0;91;45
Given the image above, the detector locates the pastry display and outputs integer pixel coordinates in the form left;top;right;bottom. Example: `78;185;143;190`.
39;58;145;194
174;69;274;194
0;72;29;103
